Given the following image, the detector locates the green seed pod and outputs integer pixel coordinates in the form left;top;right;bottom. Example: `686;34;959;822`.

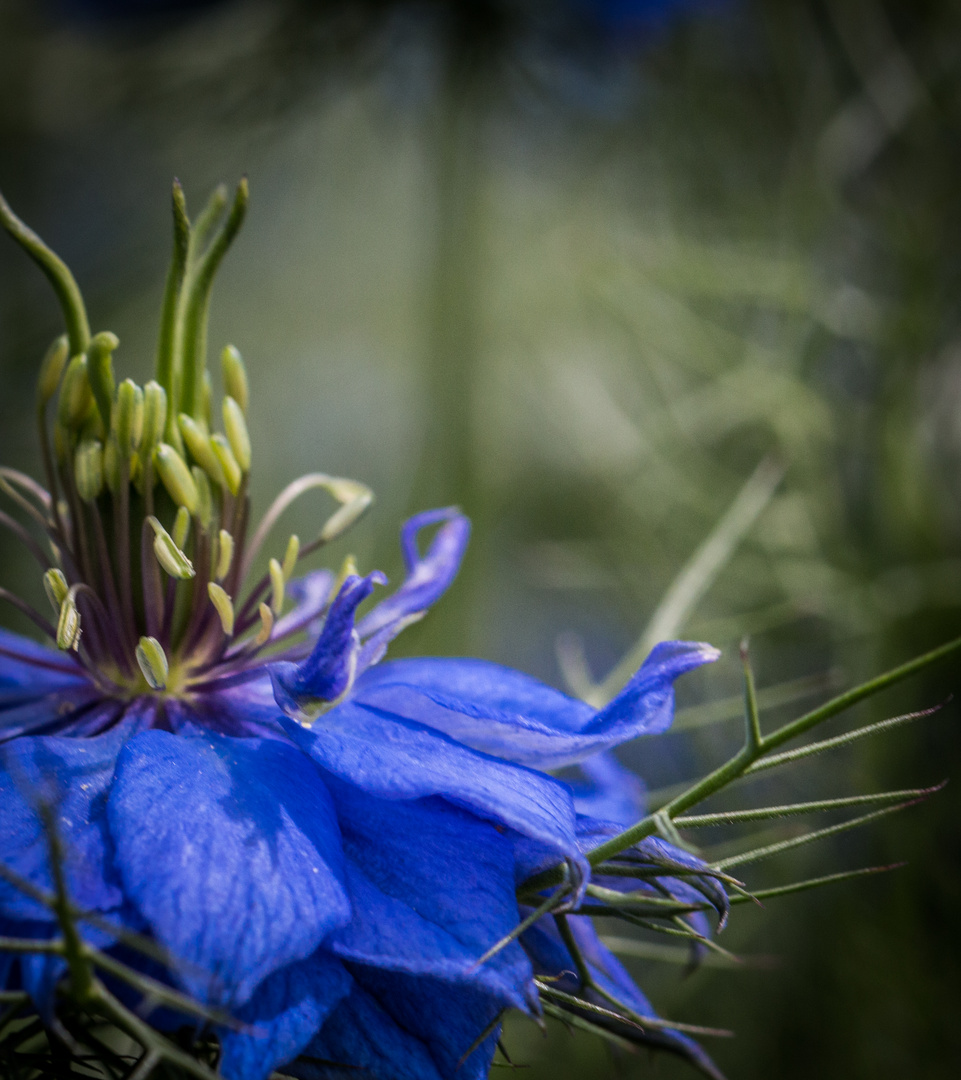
216;529;234;582
57;354;93;431
211;433;242;495
148;516;195;580
37;335;69;407
207;582;235;636
135;635;169;690
221;345;249;414
222;396;251;472
115;378;144;454
178;413;226;486
86;330;119;430
192;466;213;531
43;568;69;613
154;443;199;514
74;439;104;502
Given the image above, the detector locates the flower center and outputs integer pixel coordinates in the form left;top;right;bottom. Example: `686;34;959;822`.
1;182;371;709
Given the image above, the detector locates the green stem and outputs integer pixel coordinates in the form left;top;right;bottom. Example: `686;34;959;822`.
0;191;90;355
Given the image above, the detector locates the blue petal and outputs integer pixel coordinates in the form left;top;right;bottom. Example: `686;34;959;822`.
272;568;335;641
280;703;584;882
294;969;500;1080
570;752;647;826
1;628;99;741
351;640;719;768
0;719;131;921
219;952;352;1080
270;573;385;719
355;509;470;668
107;731;350;1006
292;976;443;1080
323;778;534;1011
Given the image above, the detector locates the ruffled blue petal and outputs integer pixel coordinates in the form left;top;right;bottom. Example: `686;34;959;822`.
351;640;719;768
107;731;350;1006
355;509;470;669
293;968;500;1080
218;952;352;1080
322;777;534;1011
0;718;132;921
280;703;585;884
270;573;385;720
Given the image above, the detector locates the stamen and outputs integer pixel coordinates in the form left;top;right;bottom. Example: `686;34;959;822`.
154;443;199;513
115;379;144;454
86;331;119;429
268;558;285;616
221;345;249;414
241;472;374;580
136;636;169;690
148;516;195;580
222;396;250;472
207;582;234;636
0;508;52;570
255;602;274;646
172;506;191;550
139;381;168;475
43;568;69;612
178;414;226;487
56;589;82;651
281;534;299;580
57;354;94;432
216;529;234;582
210;434;241;495
74;440;104;502
37;335;69;407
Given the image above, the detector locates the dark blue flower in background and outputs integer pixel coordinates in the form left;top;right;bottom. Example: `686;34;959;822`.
0;183;726;1079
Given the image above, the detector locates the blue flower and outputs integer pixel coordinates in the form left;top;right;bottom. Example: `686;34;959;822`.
1;183;725;1079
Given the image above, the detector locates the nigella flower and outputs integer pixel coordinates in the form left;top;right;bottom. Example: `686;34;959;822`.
0;183;724;1080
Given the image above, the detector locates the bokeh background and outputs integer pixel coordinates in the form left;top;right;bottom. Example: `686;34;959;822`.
1;1;960;1077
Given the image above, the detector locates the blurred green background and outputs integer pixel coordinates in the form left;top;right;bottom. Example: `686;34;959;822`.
1;1;960;1076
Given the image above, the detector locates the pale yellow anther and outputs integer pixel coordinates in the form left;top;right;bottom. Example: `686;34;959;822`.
216;529;234;582
57;355;93;430
178;414;226;487
56;590;81;651
255;602;274;647
282;534;300;581
207;582;235;636
37;335;69;407
43;568;69;614
154;443;199;514
211;434;242;495
148;516;195;580
222;396;251;472
135;636;168;690
140;381;168;465
115;379;144;454
74;439;104;502
221;345;249;414
268;557;285;616
172;506;191;550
